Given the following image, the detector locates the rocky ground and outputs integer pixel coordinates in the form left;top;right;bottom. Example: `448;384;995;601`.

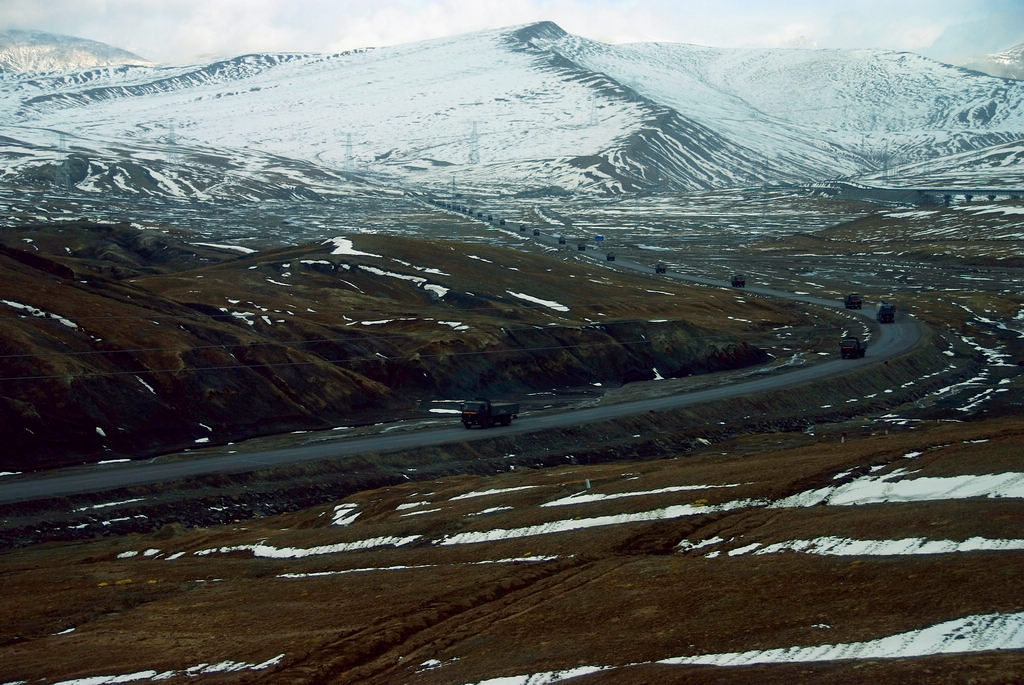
0;191;1022;683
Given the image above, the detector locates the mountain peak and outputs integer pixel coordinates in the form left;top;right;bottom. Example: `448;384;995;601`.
957;42;1024;80
0;28;152;73
510;21;568;44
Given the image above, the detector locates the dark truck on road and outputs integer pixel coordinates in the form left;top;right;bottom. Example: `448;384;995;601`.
844;293;863;309
877;302;895;323
461;399;519;428
731;274;745;287
840;337;867;359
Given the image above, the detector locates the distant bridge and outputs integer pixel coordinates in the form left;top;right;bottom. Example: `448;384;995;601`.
808;181;1024;206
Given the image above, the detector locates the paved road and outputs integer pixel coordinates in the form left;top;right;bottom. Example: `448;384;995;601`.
0;238;922;504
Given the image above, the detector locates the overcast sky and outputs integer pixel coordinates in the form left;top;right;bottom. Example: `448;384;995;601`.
1;0;1021;65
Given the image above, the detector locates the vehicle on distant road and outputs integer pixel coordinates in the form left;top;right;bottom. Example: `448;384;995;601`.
840;336;867;359
655;263;667;273
731;274;745;287
877;302;895;323
844;293;863;309
461;399;519;428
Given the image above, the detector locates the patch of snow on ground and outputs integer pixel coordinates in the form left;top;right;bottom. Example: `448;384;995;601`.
50;654;284;685
2;299;79;328
657;612;1024;667
449;486;538;501
505;291;569;312
437;499;759;546
742;536;1024;556
190;242;257;253
472;613;1024;682
772;469;1024;508
331;503;360;526
193;535;419;558
323;237;380;257
543;483;741;507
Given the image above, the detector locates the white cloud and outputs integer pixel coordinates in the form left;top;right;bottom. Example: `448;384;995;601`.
0;0;1016;65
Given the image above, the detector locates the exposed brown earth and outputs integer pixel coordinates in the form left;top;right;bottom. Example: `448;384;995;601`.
1;200;1022;684
0;222;805;471
1;416;1022;684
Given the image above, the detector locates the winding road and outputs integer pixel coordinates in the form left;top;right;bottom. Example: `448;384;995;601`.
0;237;923;505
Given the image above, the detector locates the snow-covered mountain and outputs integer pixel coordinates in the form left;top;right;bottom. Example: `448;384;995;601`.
1;21;1023;201
960;43;1024;81
0;29;151;73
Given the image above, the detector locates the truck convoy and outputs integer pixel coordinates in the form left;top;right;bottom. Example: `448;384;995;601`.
460;398;519;428
877;302;896;323
840;337;867;359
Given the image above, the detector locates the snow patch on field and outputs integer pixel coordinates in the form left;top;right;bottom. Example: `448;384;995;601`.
505;291;569;312
724;536;1024;557
449;486;538;501
194;535;420;558
771;469;1024;508
468;613;1024;681
657;612;1024;667
542;483;741;507
50;654;284;685
436;499;758;546
2;299;79;328
323;237;380;257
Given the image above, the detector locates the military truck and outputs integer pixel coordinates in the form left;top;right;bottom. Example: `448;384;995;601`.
840;337;867;359
844;293;863;309
655;263;667;274
461;398;519;428
606;252;616;261
731;274;745;287
877;302;895;323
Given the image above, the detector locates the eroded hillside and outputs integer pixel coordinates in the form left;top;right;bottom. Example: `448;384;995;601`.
0;222;804;471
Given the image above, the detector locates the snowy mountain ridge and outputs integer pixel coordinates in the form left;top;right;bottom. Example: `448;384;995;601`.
960;43;1024;81
1;22;1023;201
0;29;151;74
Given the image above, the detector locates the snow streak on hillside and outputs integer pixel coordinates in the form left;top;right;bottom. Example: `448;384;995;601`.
1;22;1023;200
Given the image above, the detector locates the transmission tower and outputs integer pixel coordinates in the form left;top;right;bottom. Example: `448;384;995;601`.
468;121;480;165
165;123;179;166
57;132;71;192
345;132;354;171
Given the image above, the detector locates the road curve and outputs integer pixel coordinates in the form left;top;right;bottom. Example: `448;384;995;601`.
0;245;923;504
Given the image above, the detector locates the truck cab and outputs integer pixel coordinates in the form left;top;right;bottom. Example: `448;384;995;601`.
840;337;867;359
844;293;863;309
731;274;745;287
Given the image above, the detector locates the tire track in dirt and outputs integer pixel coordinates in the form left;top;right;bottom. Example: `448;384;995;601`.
277;555;625;683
